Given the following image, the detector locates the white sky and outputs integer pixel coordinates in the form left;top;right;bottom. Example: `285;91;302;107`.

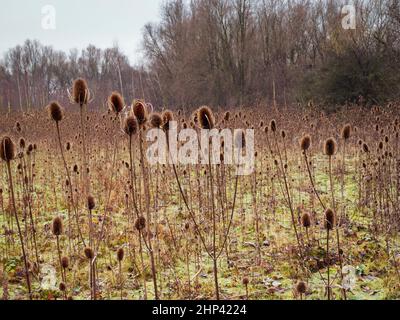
0;0;163;64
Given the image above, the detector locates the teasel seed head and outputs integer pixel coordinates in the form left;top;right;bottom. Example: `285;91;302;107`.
324;138;337;156
149;113;163;128
72;78;89;106
108;92;124;114
224;111;230;121
197;106;215;129
117;248;124;262
341;124;351;140
123;116;138;136
301;213;311;228
234;129;246;149
324;208;335;230
52;216;63;236
19;137;26;150
132;100;147;126
242;277;249;285
59;282;66;292
84;247;94;260
296;281;307;294
363;143;369;153
162;110;174;131
300;135;311;151
0;136;16;162
134;216;146;231
270;120;277;132
87;195;95;210
47;101;64;122
61;256;69;269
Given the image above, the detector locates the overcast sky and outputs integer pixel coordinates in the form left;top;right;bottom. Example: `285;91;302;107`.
0;0;162;64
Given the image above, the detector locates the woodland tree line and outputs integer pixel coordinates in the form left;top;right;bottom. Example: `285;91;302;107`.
1;0;400;111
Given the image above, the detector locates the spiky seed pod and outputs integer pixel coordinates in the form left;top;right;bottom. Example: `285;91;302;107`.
197;106;215;129
84;247;94;260
162;110;174;131
52;216;63;236
341;124;351;140
19;138;26;150
108;92;124;114
61;256;69;269
224;111;230;121
270;120;277;132
47;101;64;122
117;248;124;262
15;122;22;133
363;143;369;153
72;78;89;106
87;195;95;210
301;213;311;228
149;113;163;128
132;100;147;126
324;138;337;156
300;135;311;151
123;116;138;136
0;137;16;162
324;209;335;230
234;129;246;149
59;282;66;292
296;281;307;294
281;130;286;139
134;216;146;231
242;277;249;285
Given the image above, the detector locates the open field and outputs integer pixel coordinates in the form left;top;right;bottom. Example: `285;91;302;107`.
1;90;400;300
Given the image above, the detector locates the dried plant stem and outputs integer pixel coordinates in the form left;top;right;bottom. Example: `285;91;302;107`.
55;122;86;247
328;156;347;300
6;161;32;300
128;135;147;299
138;130;159;300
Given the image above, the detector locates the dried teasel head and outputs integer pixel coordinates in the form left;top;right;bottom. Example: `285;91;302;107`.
132;100;147;126
162;110;174;131
341;124;351;140
52;216;63;236
270;120;277;133
123;116;138;136
134;216;146;231
87;195;95;210
300;135;311;151
59;282;66;292
324;208;335;230
234;129;246;149
324;138;337;156
61;256;69;269
84;247;94;260
197;106;215;129
117;248;124;262
296;281;307;294
0;136;16;162
242;277;249;285
301;213;311;228
72;78;89;106
108;92;124;114
19;137;26;150
47;101;64;122
224;111;230;121
149;113;163;128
